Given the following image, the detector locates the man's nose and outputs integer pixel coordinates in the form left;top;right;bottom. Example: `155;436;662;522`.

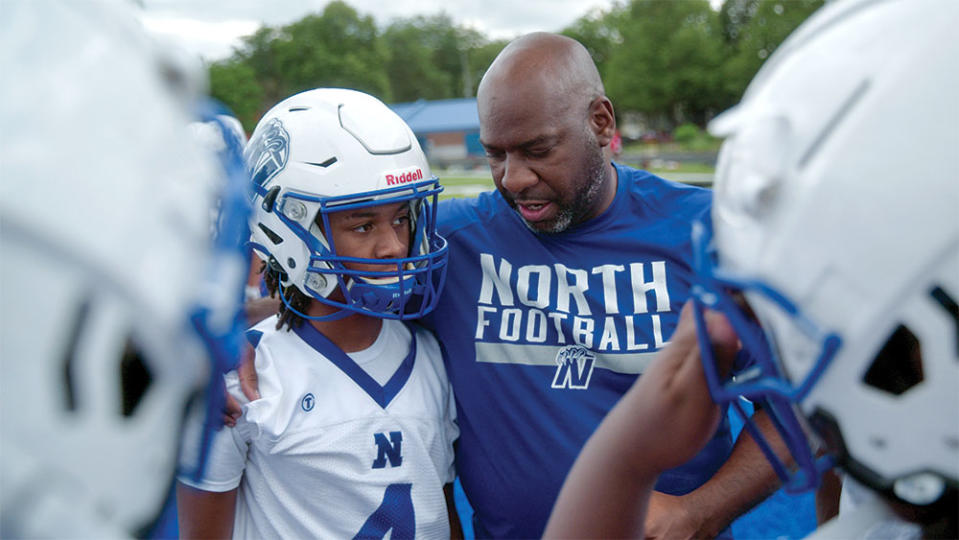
499;154;538;194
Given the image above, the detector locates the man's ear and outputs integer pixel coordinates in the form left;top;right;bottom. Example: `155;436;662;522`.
588;96;616;147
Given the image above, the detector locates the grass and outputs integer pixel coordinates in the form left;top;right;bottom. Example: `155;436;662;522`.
622;140;724;154
438;174;494;200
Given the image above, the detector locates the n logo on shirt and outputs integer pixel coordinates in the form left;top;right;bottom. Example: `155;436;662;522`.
551;345;595;389
372;431;403;469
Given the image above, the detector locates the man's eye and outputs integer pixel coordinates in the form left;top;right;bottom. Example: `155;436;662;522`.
527;148;550;158
484;149;504;160
393;215;410;227
352;224;371;233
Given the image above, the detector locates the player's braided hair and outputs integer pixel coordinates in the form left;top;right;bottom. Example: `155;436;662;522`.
262;258;310;331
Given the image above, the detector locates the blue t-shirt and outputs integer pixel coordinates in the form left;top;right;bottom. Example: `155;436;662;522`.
425;163;737;539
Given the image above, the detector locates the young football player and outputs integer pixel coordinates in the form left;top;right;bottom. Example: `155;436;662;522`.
176;88;460;539
544;0;958;538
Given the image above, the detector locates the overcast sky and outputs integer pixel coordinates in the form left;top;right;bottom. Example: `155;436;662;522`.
139;0;625;61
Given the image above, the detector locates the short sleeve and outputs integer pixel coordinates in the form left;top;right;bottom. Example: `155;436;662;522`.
176;371;252;492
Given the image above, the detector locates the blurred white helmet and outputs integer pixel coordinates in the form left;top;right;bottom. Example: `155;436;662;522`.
246;88;448;320
0;1;249;537
190;113;248;158
693;0;959;508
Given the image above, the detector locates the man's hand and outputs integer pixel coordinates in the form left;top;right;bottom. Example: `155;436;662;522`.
644;492;706;540
221;342;260;427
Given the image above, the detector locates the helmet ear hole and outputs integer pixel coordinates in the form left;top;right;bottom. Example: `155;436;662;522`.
120;337;153;417
862;325;923;396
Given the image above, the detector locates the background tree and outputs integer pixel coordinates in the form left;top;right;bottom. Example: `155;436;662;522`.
382;15;496;100
277;2;390;99
233;26;286;113
561;5;624;82
206;0;824;135
383;18;454;102
464;39;509;97
208;61;264;130
604;0;725;128
720;0;824;104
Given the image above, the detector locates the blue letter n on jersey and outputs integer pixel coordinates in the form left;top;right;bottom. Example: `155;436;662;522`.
551;345;596;389
372;431;403;469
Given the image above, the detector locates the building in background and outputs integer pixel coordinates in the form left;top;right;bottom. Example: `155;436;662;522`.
391;98;484;169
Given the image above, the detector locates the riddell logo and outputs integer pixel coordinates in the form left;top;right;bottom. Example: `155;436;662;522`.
385;168;423;186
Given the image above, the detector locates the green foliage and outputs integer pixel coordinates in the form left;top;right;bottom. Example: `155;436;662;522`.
720;0;824;101
382;14;493;100
207;0;823;133
673;123;701;145
465;40;508;96
561;5;624;79
603;0;726;127
208;61;263;131
670;123;721;151
275;3;390;99
383;18;454;102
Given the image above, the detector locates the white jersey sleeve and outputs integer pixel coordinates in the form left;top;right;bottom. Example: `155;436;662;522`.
176;355;266;492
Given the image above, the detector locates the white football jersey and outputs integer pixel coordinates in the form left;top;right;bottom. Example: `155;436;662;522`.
179;316;458;539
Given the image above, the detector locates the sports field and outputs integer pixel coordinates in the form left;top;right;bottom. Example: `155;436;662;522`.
437;172;496;200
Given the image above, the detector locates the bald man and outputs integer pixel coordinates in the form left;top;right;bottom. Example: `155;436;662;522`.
421;32;786;538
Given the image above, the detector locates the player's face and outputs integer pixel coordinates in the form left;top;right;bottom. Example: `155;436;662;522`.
479;83;608;234
325;201;412;275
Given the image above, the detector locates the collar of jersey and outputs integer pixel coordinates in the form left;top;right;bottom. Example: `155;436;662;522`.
292;321;417;409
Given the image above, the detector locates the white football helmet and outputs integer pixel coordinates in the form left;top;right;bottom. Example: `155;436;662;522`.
692;0;959;508
246;88;448;320
0;2;249;538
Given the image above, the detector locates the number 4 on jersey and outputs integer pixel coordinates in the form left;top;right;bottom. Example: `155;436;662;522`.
356;431;412;539
354;483;414;539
